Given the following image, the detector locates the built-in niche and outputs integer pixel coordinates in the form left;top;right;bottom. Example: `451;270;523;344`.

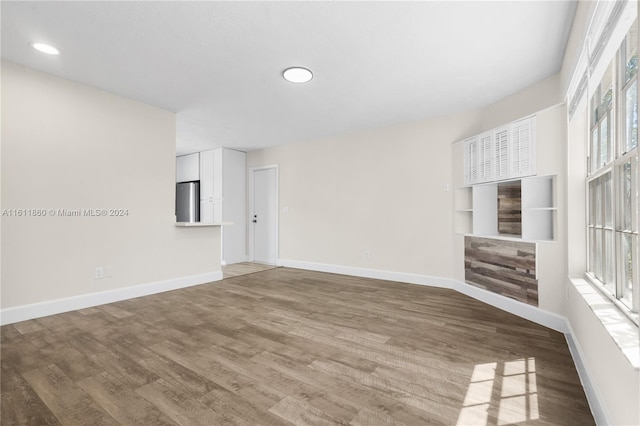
497;181;522;237
455;175;556;241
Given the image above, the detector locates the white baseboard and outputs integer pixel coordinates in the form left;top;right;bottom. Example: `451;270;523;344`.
564;321;610;426
223;255;251;265
277;259;456;289
0;271;223;326
451;280;568;332
278;258;566;332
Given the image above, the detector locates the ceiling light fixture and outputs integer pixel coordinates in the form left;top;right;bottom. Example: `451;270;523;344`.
31;42;60;55
283;67;313;83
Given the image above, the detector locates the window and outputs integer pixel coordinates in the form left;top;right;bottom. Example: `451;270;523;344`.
587;19;639;316
616;156;638;308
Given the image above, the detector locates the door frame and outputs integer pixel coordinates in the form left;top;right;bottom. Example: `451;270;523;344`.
248;164;279;264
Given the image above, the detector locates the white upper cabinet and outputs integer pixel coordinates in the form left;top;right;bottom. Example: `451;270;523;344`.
199;150;215;200
199;149;223;201
213;148;223;200
462;115;536;185
176;153;200;183
510;117;536;178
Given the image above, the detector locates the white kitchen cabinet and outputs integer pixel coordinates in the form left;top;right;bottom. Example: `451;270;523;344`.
213;149;223;200
199;148;246;264
200;150;215;200
176;153;199;183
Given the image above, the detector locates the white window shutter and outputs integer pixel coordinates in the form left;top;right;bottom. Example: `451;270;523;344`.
479;131;494;182
510;117;536;178
464;136;479;185
494;126;510;180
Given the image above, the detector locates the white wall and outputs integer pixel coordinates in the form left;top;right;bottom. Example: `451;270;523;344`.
566;280;639;425
481;73;563;130
248;110;483;279
1;62;221;315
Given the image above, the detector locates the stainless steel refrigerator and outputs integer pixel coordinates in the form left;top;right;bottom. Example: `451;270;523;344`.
176;181;200;222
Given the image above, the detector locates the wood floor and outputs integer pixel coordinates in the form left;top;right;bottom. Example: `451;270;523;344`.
1;268;594;425
222;262;279;279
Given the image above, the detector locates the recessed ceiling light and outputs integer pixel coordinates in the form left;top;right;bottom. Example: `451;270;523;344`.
283;67;313;83
31;42;60;55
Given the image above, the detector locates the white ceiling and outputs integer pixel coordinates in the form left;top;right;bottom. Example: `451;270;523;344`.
1;1;577;155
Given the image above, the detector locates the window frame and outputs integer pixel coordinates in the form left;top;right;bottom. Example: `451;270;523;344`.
586;19;640;323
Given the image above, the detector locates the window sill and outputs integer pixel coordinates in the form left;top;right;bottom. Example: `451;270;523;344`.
570;277;639;370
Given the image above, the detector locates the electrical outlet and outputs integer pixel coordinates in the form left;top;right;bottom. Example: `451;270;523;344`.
364;249;372;259
443;184;450;191
95;267;105;279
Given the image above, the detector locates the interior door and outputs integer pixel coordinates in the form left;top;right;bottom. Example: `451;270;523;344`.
252;167;278;264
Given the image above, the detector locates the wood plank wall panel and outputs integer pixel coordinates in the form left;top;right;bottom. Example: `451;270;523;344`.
465;236;538;306
498;182;522;236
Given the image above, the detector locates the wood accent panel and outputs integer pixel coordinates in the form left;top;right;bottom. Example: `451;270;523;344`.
1;268;591;424
465;236;538;306
498;181;522;236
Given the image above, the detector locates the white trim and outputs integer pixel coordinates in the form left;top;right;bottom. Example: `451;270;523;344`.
222;257;251;266
222;255;251;266
570;277;640;368
452;279;568;332
588;0;637;95
564;320;611;426
277;258;567;332
248;164;279;264
278;258;455;289
0;271;223;326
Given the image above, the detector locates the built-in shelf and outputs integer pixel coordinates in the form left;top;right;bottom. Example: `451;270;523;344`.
455;211;473;235
454;186;474;234
454;175;556;241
